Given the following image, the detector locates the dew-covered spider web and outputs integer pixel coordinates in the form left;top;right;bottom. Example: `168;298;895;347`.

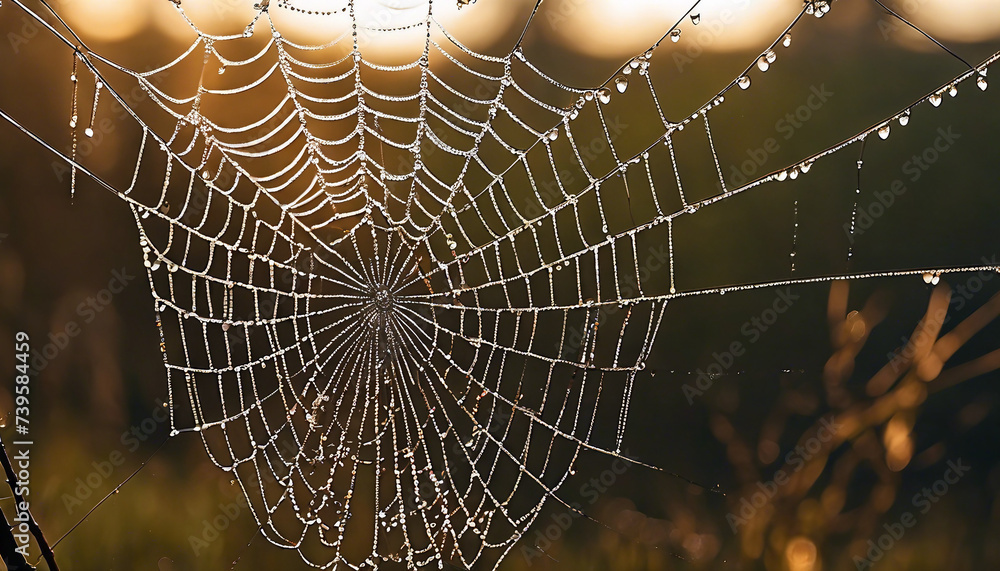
2;0;1000;568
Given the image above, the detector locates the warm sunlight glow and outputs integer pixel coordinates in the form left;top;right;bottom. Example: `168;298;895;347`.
896;0;1000;44
544;0;800;59
61;0;149;42
269;0;522;60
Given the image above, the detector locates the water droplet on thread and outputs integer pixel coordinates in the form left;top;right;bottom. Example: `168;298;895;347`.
84;127;94;137
615;76;628;93
738;76;751;90
948;84;958;97
878;125;891;140
597;89;611;104
782;33;792;47
757;57;770;72
765;49;776;63
670;29;681;42
929;94;942;107
978;75;988;91
691;13;701;25
899;110;910;126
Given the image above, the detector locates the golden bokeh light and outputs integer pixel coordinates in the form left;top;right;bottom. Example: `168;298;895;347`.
59;0;150;42
785;536;819;571
896;0;1000;44
543;0;800;59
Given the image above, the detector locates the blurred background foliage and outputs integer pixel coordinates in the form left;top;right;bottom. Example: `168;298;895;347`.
0;0;999;569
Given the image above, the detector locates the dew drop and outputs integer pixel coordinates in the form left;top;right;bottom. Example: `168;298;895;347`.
159;202;170;214
931;274;940;285
84;127;94;137
597;89;611;104
789;168;799;180
776;170;788;181
929;94;942;107
547;129;559;141
899;110;910;126
948;84;958;97
782;33;792;48
757;57;770;72
150;259;161;271
878;125;890;140
69;116;78;128
765;49;777;63
218;65;226;75
738;76;751;90
691;13;701;25
922;272;934;284
601;224;608;234
670;29;681;42
800;161;813;174
978;75;988;91
615;76;628;93
141;210;150;219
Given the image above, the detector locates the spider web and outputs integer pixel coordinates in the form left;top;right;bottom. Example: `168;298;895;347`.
2;0;1000;568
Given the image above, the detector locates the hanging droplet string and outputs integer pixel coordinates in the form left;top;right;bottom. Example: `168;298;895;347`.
86;74;103;139
846;136;868;268
790;187;799;275
69;52;79;199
